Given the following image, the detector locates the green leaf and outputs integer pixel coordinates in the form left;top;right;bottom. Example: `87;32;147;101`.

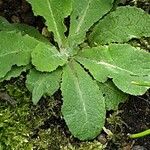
0;31;38;78
0;66;29;82
31;42;67;72
14;24;49;43
0;17;49;44
76;44;150;95
61;61;105;140
27;0;72;47
26;68;62;104
98;80;128;110
89;6;150;45
68;0;114;47
131;81;150;87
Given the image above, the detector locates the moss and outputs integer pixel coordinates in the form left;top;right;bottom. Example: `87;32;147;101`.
62;141;105;150
0;75;107;150
0;77;70;150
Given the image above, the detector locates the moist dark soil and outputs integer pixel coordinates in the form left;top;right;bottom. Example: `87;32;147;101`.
105;93;150;150
0;0;150;150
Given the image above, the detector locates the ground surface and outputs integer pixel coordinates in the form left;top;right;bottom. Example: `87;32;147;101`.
0;0;150;150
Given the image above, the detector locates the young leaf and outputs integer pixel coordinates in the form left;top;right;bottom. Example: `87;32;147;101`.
98;80;128;110
0;31;38;78
26;68;62;104
89;6;150;45
68;0;114;47
61;61;105;140
76;44;150;95
27;0;72;47
31;42;67;72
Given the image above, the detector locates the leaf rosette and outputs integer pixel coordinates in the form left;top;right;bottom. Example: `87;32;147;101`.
0;0;150;140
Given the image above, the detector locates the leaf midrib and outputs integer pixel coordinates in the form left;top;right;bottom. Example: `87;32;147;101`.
75;0;92;33
77;57;138;75
70;64;88;122
47;0;62;46
0;49;31;58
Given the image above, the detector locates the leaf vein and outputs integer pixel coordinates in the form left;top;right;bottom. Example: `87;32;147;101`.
75;0;92;33
47;0;62;46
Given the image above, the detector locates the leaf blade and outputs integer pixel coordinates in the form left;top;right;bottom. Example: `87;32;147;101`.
98;80;128;110
0;16;49;44
61;61;105;140
27;0;72;47
0;66;29;82
31;42;67;72
89;6;150;45
26;68;62;104
0;31;38;78
68;0;114;47
76;44;150;95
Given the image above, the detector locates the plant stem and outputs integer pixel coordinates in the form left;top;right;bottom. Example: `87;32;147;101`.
129;129;150;139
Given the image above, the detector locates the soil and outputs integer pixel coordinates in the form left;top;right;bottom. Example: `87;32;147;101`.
106;93;150;150
0;0;150;150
